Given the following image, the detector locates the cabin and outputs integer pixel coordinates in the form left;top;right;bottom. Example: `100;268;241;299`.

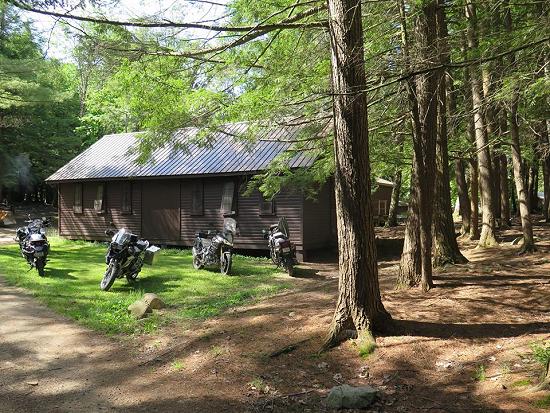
46;123;395;260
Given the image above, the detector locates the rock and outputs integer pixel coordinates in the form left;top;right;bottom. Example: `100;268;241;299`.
326;384;378;410
25;381;38;386
128;300;152;319
142;293;165;309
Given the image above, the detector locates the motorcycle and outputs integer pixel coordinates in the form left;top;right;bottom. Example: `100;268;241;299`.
192;217;238;275
101;227;158;291
262;216;296;276
15;215;50;277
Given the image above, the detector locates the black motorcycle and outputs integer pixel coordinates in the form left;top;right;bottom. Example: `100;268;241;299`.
15;215;50;277
263;216;296;276
101;227;158;291
192;217;238;275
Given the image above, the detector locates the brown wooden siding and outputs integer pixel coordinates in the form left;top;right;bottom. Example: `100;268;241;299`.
302;182;335;250
142;180;180;241
59;182;141;239
180;177;304;251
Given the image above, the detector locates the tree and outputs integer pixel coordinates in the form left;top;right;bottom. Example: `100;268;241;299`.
323;0;391;348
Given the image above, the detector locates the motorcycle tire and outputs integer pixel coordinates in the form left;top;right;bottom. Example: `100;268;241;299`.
285;264;294;277
100;261;118;291
36;260;45;277
192;249;204;270
220;252;233;275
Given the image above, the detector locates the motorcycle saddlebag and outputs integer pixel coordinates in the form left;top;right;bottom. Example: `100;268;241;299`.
143;245;161;265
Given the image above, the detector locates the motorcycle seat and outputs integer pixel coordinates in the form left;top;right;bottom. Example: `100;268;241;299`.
269;224;278;231
272;231;287;239
197;230;217;238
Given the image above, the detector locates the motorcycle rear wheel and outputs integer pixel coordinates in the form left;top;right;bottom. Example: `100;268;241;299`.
100;261;118;291
220;252;232;275
36;260;45;277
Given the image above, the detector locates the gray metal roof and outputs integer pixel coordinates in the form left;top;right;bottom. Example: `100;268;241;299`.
46;122;315;182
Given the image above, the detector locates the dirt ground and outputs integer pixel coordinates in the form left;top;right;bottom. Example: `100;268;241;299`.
1;217;550;412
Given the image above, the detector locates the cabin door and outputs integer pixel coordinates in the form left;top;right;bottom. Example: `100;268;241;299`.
141;180;180;241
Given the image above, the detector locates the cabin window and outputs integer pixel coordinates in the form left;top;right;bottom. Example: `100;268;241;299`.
221;180;237;216
121;182;132;214
259;193;275;216
191;180;204;216
73;183;83;214
378;199;387;216
94;183;106;214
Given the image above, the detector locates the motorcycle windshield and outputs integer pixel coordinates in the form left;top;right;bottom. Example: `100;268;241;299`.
112;229;131;245
278;216;290;238
223;218;237;235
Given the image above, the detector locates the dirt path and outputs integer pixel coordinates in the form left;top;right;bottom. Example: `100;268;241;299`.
1;221;550;412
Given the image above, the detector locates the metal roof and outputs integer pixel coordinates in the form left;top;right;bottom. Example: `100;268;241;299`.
46;122;315;182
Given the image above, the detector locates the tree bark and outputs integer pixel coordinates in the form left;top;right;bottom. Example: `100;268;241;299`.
323;0;392;349
432;0;467;266
397;161;421;287
504;0;535;253
465;0;498;248
455;159;471;235
410;0;439;291
386;168;402;227
500;154;511;227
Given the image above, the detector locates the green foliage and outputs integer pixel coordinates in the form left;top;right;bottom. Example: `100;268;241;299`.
0;238;291;335
474;365;487;382
511;379;531;388
531;341;550;368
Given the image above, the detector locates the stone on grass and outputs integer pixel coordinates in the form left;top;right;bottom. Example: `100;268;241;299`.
128;300;152;319
326;384;378;409
142;293;166;309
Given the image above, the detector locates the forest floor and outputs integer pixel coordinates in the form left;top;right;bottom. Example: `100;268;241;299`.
1;216;550;412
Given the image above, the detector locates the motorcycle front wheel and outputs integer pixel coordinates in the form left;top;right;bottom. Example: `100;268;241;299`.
35;259;45;277
220;252;233;275
100;261;119;291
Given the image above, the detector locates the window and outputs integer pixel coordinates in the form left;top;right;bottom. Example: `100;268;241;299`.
121;182;132;214
378;199;387;216
221;180;237;216
73;183;83;214
191;180;204;215
259;193;275;216
94;183;106;214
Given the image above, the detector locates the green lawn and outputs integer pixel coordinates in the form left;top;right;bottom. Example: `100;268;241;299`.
0;238;291;335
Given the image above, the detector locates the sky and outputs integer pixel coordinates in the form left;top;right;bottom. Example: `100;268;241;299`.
22;0;229;61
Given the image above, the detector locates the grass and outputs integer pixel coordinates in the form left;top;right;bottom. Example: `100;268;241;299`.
511;379;531;388
533;394;550;409
0;238;291;335
474;365;487;382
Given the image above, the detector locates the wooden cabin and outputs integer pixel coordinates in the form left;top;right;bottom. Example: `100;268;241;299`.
46;123;394;260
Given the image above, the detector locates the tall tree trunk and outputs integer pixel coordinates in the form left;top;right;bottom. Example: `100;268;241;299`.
500;154;511;227
411;0;438;291
465;0;498;247
540;121;550;221
386;168;402;227
432;0;467;266
323;0;392;349
397;161;421;287
396;0;422;288
455;159;471;235
504;0;535;253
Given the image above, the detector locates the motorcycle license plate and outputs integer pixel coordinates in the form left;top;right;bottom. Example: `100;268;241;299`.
34;251;44;257
282;247;291;253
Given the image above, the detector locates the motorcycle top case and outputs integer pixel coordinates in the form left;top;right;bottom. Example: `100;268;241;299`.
144;245;161;265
